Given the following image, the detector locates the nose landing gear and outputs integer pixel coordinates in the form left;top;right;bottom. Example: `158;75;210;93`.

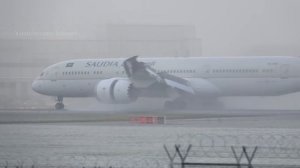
55;96;64;110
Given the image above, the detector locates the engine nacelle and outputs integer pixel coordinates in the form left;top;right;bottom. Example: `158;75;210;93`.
96;78;138;103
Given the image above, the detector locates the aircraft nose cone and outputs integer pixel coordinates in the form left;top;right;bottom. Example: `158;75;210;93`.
32;80;41;93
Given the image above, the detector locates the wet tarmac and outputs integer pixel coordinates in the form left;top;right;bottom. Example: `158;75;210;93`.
0;109;300;167
0;109;300;128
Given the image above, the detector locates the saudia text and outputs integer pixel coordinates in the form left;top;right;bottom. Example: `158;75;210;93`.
85;61;156;67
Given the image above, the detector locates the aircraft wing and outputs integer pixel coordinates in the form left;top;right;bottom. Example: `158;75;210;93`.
123;56;195;95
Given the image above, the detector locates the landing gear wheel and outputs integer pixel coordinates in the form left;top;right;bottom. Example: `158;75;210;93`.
55;96;64;110
55;103;64;110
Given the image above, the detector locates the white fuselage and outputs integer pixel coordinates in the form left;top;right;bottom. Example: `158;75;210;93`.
32;56;300;99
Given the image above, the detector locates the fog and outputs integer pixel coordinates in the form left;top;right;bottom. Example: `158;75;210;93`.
1;0;300;110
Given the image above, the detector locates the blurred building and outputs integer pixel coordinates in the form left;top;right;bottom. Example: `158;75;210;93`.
106;25;201;57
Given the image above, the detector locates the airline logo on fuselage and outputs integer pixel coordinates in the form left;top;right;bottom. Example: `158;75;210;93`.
66;63;74;67
85;61;156;68
85;61;119;68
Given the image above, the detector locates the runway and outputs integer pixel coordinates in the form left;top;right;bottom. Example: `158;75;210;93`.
0;109;300;167
1;109;300;128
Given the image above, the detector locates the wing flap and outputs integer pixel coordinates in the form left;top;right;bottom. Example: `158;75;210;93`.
123;56;195;95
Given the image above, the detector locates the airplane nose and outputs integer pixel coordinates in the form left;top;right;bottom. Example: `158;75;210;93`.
32;80;41;93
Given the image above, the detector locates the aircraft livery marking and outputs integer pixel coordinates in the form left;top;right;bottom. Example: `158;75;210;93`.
85;61;156;68
85;61;119;67
66;63;74;67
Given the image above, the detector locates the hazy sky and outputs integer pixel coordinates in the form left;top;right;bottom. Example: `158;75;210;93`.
0;0;300;56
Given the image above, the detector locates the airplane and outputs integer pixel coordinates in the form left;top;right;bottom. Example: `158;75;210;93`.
32;56;300;110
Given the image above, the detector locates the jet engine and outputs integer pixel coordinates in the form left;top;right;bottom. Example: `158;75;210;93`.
96;78;138;103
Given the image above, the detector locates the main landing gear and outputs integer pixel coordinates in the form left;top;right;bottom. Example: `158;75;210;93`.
55;96;64;110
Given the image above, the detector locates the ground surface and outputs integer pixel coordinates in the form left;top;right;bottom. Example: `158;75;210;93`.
0;109;299;167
